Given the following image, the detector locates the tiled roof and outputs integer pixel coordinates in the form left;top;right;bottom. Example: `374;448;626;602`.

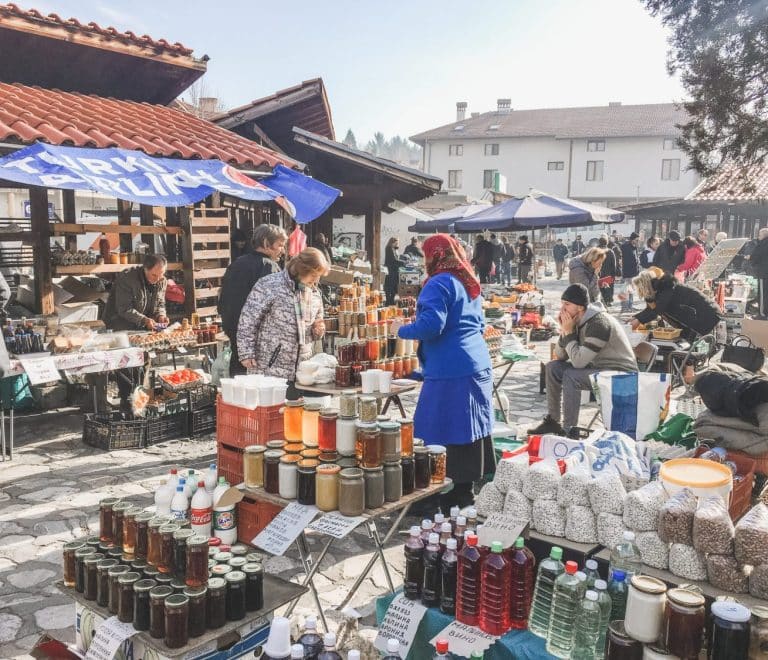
410;102;688;143
0;82;298;169
686;163;768;202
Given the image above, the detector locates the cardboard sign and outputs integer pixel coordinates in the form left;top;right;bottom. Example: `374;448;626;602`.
374;593;428;658
308;513;366;539
253;502;318;556
430;620;499;658
84;616;137;660
477;514;529;549
18;354;60;385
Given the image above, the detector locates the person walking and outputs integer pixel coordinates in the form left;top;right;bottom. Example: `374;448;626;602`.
571;235;586;257
619;232;641;311
517;236;534;283
490;233;503;283
500;236;515;286
597;237;619;305
640;236;659;269
553;238;569;280
652;230;686;275
471;234;494;284
384;237;406;306
748;228;768;318
568;247;606;304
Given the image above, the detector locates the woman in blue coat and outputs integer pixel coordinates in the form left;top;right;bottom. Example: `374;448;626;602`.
393;234;494;508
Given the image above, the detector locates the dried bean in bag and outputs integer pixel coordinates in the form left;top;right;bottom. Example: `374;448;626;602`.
623;481;667;532
669;543;707;581
706;554;748;593
693;496;734;555
735;503;768;566
565;505;597;544
532;498;566;537
588;475;626;515
658;488;696;545
557;471;590;507
522;461;560;501
750;564;768;600
475;482;505;517
503;489;532;522
635;531;670;570
493;458;526;495
597;512;627;549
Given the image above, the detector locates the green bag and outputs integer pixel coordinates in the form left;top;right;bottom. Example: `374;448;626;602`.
644;412;697;448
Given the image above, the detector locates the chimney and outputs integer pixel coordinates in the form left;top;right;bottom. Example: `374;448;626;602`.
456;101;467;122
497;98;512;114
471;112;480;118
608;101;622;107
199;97;219;118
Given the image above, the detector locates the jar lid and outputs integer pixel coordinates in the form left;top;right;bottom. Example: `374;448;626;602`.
131;558;148;569
284;443;305;453
124;506;143;517
667;588;705;608
397;417;413;425
362;465;384;473
148;516;167;527
317;464;341;475
266;440;287;449
183;586;208;597
229;557;247;568
752;606;768;620
413;446;429;455
170;578;186;590
207;577;226;590
96;559;118;571
379;421;401;431
135;512;155;522
164;594;189;609
284;399;305;407
359;396;376;403
173;528;195;541
341;390;357;397
401;456;414;463
301;449;321;459
245;445;267;454
64;539;86;551
211;564;232;576
340;467;364;479
150;585;174;599
607;620;631;638
231;544;249;556
265;449;286;460
426;445;447;454
318;452;339;462
319;408;339;418
86;535;101;544
160;524;181;534
629;575;667;595
304;402;323;411
242;562;264;575
99;497;121;506
355;421;377;429
280;454;302;464
384;460;402;466
298;459;320;470
143;567;159;577
245;552;262;563
112;501;133;511
225;570;246;583
108;565;130;576
118;571;141;584
213;552;232;562
187;534;210;547
155;574;172;585
711;601;752;623
83;553;105;564
134;578;157;592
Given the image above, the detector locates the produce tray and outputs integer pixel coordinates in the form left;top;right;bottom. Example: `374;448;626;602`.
83;413;145;451
146;410;188;444
160;377;204;393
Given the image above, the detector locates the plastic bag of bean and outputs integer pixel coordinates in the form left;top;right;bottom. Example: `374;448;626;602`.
475;482;505;517
658;488;696;545
532;498;566;537
493;456;528;495
749;563;768;600
588;474;626;515
735;503;768;566
635;531;669;570
623;481;667;532
557;470;591;507
706;554;748;593
668;543;707;581
522;460;560;501
503;489;532;522
565;505;597;543
597;512;627;549
693;496;735;555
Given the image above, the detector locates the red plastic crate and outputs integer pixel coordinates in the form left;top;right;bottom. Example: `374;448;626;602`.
237;497;283;544
216;396;284;449
217;443;244;486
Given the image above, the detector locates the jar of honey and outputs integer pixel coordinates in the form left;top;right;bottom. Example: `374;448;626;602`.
302;402;322;447
318;409;338;452
398;418;414;457
244;446;266;488
316;464;341;512
282;400;304;442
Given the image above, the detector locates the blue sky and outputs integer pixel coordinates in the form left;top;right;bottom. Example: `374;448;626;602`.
33;0;684;144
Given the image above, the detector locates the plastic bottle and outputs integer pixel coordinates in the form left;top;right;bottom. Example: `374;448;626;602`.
607;569;628;621
432;513;446;534
179;477;192;500
456;533;482;626
204;463;218;493
187;469;197;495
509;536;535;629
170;485;188;522
574;571;588;601
422;533;441;608
449;506;460;532
262;616;292;660
440;538;458;615
571;590;603;660
404;525;425;600
479;541;511;635
545;560;582;658
439;522;452;554
167;467;179;491
316;632;342;660
213;479;237;545
298;616;323;659
609;531;642;580
212;476;229;507
593;579;612;660
154;479;172;515
469;653;484;659
347;652;361;660
453;516;466;549
190;480;212;537
466;507;478;531
528;546;565;637
420;519;433;545
583;558;600;588
433;639;451;659
381;638;401;659
290;645;304;659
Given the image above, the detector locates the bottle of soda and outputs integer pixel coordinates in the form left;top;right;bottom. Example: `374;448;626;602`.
403;526;424;600
545;560;582;658
421;533;441;608
449;506;460;532
316;632;342;660
508;537;535;629
528;546;564;637
607;570;628;620
298;616;323;659
456;533;482;626
420;519;433;545
479;541;511;635
453;515;467;549
432;513;446;534
440;538;458;615
439;522;452;555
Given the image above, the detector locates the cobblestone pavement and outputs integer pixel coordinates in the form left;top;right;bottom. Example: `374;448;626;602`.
0;274;606;658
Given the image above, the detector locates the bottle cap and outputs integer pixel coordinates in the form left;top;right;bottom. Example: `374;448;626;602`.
436;640;449;654
176;486;183;492
198;481;205;488
428;533;439;545
323;632;336;647
179;477;186;485
434;513;445;524
450;506;460;518
586;559;597;570
348;652;361;660
387;639;400;653
623;530;635;541
170;468;177;474
291;644;305;659
456;515;466;526
515;537;524;549
491;541;503;553
586;590;598;601
711;601;751;623
565;560;578;574
446;538;457;550
575;571;587;582
613;569;626;581
551;546;563;561
595;579;607;590
422;519;432;530
410;526;421;536
441;522;452;534
305;615;317;630
466;534;478;547
467;507;477;518
210;463;216;470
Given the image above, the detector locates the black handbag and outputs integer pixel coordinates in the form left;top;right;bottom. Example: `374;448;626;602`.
722;335;766;372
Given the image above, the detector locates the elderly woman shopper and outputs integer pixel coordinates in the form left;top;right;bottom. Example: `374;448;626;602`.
237;248;329;396
391;234;493;509
568;247;606;304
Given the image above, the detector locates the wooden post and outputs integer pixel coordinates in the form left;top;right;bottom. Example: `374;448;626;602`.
369;193;382;290
117;199;133;253
62;189;77;252
139;204;155;253
165;207;180;262
29;186;54;315
179;206;196;317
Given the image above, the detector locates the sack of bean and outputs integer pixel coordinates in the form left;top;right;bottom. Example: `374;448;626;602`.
493;457;528;495
735;503;768;566
597;512;627;549
522;460;560;501
749;563;768;600
623;481;667;532
475;482;505;517
588;474;626;515
557;470;591;507
706;554;748;593
693;496;735;555
532;498;566;537
565;505;597;543
635;531;669;570
668;543;707;581
658;488;696;545
503;489;532;522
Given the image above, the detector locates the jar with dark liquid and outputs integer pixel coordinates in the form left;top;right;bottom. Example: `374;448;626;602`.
83;553;105;601
158;524;180;574
170;578;186;594
122;506;142;557
156;574;172;588
164;594;189;649
414;446;431;489
108;565;129;615
264;450;284;494
99;497;120;544
207;577;227;629
147;516;166;567
225;570;246;621
117;571;141;623
401;456;415;495
185;534;209;587
134;512;154;560
297;459;319;505
357;422;382;468
63;539;86;587
143;565;159;581
184;586;207;637
605;620;643;660
111;501;132;550
663;588;705;659
149;585;173;639
133;578;156;631
709;601;751;660
242;562;264;611
318;409;338;452
74;547;94;593
96;559;117;607
86;535;101;550
173;528;194;580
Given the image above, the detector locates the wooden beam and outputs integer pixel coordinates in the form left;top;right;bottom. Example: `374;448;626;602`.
62;189;77;251
193;249;230;260
180;207;196;317
189;217;230;227
53;262;183;275
52;223;182;235
190;232;231;244
139;204;155;252
117;199;133;253
194;267;227;279
371;193;382;290
195;287;221;299
29;186;54;315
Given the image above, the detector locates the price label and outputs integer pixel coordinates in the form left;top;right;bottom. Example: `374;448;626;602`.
308;513;365;539
177;346;188;354
148;351;157;359
84;616;137;660
18;355;60;385
252;502;318;556
373;593;427;658
429;620;499;658
477;514;528;549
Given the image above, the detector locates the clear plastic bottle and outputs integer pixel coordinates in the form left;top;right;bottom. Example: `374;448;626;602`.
571;590;603;660
583;558;600;588
382;638;401;659
545;560;582;658
422;532;441;607
456;533;482;626
440;538;458;615
170;485;188;523
316;632;342;660
593;579;612;660
167;468;179;491
509;537;535;629
179;477;192;500
433;639;451;659
609;531;642;581
607;569;628;621
420;519;433;545
479;541;511;635
433;513;446;534
298;616;323;659
187;470;197;495
290;645;304;659
574;571;588;601
528;546;565;637
204;463;217;493
403;526;424;600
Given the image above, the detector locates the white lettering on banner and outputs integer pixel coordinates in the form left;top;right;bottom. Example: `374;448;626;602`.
373;593;427;657
84;616;137;660
122;178;156;197
253;502;318;556
476;514;528;549
39;173;85;187
308;513;365;539
2;156;38;174
78;158;119;177
429;620;499;658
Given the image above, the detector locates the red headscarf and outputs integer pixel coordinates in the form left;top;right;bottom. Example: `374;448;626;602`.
423;234;481;300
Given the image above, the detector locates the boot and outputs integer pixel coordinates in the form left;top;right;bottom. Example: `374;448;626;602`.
527;415;565;436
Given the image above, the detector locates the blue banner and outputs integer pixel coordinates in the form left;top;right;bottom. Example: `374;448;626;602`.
0;143;340;222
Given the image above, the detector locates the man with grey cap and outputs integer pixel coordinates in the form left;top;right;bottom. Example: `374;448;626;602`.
652;230;686;275
529;283;637;438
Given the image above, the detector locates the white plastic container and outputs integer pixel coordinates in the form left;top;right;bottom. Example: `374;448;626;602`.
154;480;172;516
272;383;288;405
204;463;217;494
257;383;273;407
624;575;667;643
360;370;378;394
659;458;733;505
220;378;235;404
378;370;393;393
243;385;259;409
170;485;189;523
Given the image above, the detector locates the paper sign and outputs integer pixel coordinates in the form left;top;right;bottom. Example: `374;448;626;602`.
308;513;366;539
374;593;428;658
177;346;188;354
84;616;137;660
148;351;157;359
430;620;499;658
253;502;318;556
477;513;529;549
18;355;60;385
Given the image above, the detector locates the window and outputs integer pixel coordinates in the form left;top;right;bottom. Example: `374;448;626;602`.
483;169;498;189
448;170;463;189
548;161;565;171
484;143;499;156
448;144;463;156
661;158;680;180
587;139;605;152
586;160;604;181
663;138;676;150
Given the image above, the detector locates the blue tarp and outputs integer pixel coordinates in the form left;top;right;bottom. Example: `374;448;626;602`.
0;143;340;223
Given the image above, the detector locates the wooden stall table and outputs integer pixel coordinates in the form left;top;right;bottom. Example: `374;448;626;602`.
296;380;419;417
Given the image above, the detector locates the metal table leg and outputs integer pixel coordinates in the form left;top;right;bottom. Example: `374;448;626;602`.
381;394;406;417
1;408;5;461
493;360;515;423
291;532;331;631
8;407;12;461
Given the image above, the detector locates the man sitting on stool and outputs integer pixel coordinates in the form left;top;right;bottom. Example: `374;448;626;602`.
529;283;638;438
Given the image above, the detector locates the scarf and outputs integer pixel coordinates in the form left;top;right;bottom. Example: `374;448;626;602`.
423;234;481;300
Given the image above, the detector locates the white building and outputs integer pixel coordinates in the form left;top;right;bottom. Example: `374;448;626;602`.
410;100;700;207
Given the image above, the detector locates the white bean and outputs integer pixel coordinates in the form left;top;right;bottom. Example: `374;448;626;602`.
557;471;590;507
588;475;626;515
635;531;669;570
475;482;505;517
669;543;707;581
503;489;532;522
565;505;597;544
623;481;666;532
533;498;566;537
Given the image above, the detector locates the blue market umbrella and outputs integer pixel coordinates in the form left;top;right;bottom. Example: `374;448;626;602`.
408;202;491;233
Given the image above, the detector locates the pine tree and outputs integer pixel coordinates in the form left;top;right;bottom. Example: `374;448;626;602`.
342;129;358;149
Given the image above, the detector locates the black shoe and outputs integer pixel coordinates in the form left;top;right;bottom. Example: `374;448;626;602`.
527;415;565;436
566;426;585;440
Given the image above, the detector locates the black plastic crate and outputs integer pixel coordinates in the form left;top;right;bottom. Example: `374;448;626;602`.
146;411;189;444
185;384;218;411
190;405;216;438
83;413;146;451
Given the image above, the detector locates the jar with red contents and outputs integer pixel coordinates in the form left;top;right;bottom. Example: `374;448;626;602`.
318;409;338;452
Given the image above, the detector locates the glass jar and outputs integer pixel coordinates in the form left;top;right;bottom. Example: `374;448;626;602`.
427;445;447;484
335;364;352;387
117;571;141;623
606;620;643;660
662;588;705;658
121;506;140;557
207;577;227;629
147;516;166;567
283;399;304;442
133;578;156;631
301;448;321;461
266;440;286;451
184;586;208;638
158;524;180;574
751;606;768;659
212;564;232;579
359;396;377;423
225;570;246;621
214;551;233;564
156;574;172;588
264;450;285;494
107;565;129;615
383;461;403;503
339;390;358;417
302;402;322;447
99;497;120;544
401;456;415;495
63;539;86;587
164;594;189;649
112;502;132;550
83;553;105;601
339;468;365;517
710;601;751;660
357;422;382;468
149;585;173;639
96;559;118;607
316;464;341;512
143;566;159;581
173;528;194;580
134;511;154;561
185;534;210;588
363;465;385;509
414;446;431;489
380;421;401;463
74;546;95;593
86;535;101;550
642;645;676;659
398;418;414;457
337;416;358;456
279;454;301;499
244;445;266;488
228;556;247;570
318;451;338;464
318;409;338;452
243;562;264;611
625;575;667;643
297;459;319;505
170;578;186;594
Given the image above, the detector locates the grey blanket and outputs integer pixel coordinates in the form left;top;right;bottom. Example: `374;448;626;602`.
693;403;768;455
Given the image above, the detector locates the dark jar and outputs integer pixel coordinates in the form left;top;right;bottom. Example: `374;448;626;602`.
132;578;156;631
414;446;431;489
83;553;105;601
264;450;284;495
99;497;120;544
605;620;643;660
709;601;751;660
184;586;208;638
96;559;118;607
117;571;141;624
225;570;246;621
147;516;166;568
401;456;415;495
185;534;209;588
206;577;227;629
383;461;403;503
297;459;319;505
662;588;705;659
164;594;189;649
242;562;264;611
74;546;95;593
63;539;86;588
173;528;195;580
158;524;180;574
363;465;385;509
149;585;173;639
134;511;154;560
111;502;132;550
107;565;129;615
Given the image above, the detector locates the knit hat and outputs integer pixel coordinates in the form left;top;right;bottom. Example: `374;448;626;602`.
668;230;681;241
561;284;589;308
629;232;639;240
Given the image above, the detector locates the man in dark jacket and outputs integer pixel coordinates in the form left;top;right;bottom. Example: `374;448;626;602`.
312;232;333;265
571;235;586;256
471;234;495;283
219;224;286;375
620;233;641;310
553;239;569;279
500;236;515;285
517;236;534;283
749;228;768;317
403;237;424;259
653;230;686;275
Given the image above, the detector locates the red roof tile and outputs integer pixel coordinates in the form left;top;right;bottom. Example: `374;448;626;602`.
0;82;299;170
686;163;768;202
